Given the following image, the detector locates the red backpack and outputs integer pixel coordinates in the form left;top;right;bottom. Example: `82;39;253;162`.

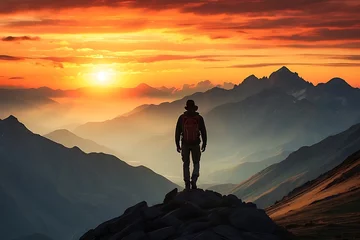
182;115;200;143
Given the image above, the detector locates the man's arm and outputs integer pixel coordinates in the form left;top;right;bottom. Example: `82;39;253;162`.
175;115;182;149
199;116;207;148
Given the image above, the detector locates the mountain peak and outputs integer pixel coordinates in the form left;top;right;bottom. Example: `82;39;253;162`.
326;77;351;88
4;115;19;123
0;115;30;135
136;83;153;89
276;66;291;73
243;74;259;83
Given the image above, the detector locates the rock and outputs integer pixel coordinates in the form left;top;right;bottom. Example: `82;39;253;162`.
222;195;243;208
164;202;206;221
80;190;291;240
240;232;281;240
148;226;176;240
122;231;147;240
213;225;244;240
245;202;257;208
229;208;276;233
164;188;178;204
161;199;184;212
181;221;211;235
205;190;222;198
193;231;223;240
175;189;223;209
149;213;183;230
79;229;95;240
143;206;163;220
124;201;148;215
108;218;144;240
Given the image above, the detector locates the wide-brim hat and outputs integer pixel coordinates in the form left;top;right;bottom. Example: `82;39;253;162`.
185;99;198;111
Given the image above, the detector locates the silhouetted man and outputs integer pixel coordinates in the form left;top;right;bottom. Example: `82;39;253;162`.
175;100;207;190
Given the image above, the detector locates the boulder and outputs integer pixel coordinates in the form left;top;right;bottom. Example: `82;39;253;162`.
179;221;212;235
222;195;243;208
212;225;244;240
164;188;178;204
148;226;176;240
193;231;223;240
122;231;148;240
229;208;276;233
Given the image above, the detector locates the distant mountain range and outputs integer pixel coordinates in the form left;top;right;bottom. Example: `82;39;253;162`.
44;129;123;160
0;116;177;240
231;122;360;208
267;150;360;239
209;151;292;184
74;66;360;180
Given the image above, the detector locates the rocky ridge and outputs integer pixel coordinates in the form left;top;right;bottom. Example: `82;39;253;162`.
80;189;294;240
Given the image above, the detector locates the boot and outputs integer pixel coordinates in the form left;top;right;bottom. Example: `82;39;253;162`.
185;181;191;190
190;180;197;190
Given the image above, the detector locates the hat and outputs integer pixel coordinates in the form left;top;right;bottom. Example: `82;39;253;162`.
185;99;198;111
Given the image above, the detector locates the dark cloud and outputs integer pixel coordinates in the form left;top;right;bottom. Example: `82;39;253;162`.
1;36;40;41
0;0;357;17
8;77;24;80
254;28;360;41
5;19;76;27
0;55;24;61
280;42;360;49
211;62;360;69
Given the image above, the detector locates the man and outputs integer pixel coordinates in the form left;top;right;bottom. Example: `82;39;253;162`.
175;99;207;190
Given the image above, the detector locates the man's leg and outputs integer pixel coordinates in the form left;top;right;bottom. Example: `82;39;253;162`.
191;145;201;189
181;144;191;189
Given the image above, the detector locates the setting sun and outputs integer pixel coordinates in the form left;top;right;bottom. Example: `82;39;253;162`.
96;71;108;84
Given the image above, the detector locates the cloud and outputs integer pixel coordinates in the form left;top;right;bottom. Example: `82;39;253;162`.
0;55;24;61
254;28;360;42
2;36;40;41
8;77;24;80
211;62;360;69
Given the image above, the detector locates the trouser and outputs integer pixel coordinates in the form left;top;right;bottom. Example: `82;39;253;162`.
181;144;201;183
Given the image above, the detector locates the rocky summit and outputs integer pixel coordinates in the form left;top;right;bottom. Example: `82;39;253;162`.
80;189;294;240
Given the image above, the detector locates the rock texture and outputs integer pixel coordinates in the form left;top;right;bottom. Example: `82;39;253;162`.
80;189;294;240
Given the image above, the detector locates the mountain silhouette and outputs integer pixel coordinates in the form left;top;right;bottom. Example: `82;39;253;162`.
0;116;177;240
231;122;360;208
80;189;294;240
267;150;360;239
44;129;122;159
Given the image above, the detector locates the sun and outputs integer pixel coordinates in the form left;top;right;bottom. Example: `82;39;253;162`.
96;71;109;84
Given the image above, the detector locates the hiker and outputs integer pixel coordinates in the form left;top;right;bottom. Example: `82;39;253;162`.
175;99;207;190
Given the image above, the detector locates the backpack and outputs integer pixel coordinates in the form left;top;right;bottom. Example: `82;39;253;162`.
182;115;200;143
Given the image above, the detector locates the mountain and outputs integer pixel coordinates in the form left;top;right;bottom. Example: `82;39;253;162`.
74;67;360;181
44;129;122;158
80;188;294;240
209;151;292;184
267;150;360;240
0;88;57;116
0;116;177;240
231;122;360;209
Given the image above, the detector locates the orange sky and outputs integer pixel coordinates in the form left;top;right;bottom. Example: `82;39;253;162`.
0;0;359;89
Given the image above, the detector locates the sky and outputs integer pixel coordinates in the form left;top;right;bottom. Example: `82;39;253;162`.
0;0;359;89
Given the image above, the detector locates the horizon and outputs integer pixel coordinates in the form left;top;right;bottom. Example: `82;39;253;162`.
1;66;359;90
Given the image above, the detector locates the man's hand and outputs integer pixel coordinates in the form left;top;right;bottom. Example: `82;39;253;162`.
201;144;206;152
177;146;182;153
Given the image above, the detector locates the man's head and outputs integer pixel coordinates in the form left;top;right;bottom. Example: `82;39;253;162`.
185;99;198;112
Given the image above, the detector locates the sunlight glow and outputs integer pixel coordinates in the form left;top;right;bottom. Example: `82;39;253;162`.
97;71;108;84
